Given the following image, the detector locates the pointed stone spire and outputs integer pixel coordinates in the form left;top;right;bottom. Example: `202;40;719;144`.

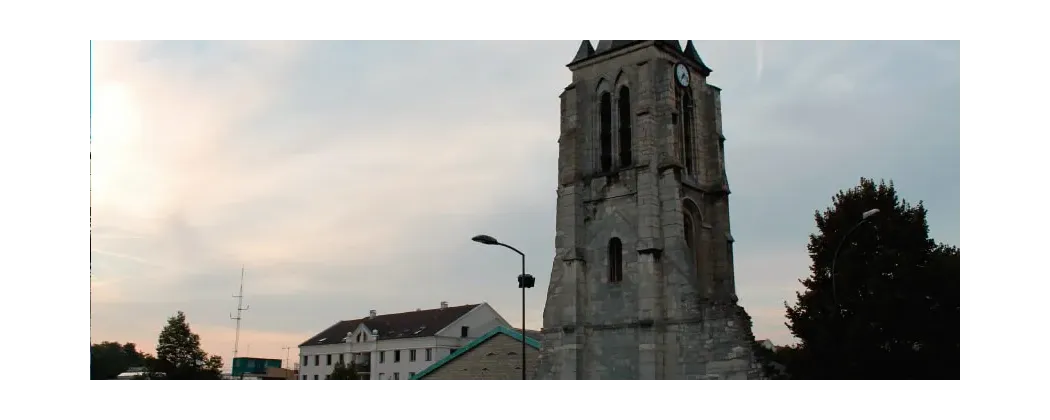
683;40;713;76
595;40;613;53
570;40;595;64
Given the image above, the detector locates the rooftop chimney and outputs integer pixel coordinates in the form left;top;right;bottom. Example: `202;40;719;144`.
440;301;448;309
369;310;376;319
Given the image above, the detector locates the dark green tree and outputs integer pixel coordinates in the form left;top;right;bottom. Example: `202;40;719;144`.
329;360;360;380
752;343;800;380
155;311;224;380
90;341;148;379
784;178;960;380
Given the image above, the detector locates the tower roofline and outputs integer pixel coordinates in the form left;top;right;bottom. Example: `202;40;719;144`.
567;40;713;76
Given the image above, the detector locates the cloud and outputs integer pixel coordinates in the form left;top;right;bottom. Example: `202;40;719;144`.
90;41;959;362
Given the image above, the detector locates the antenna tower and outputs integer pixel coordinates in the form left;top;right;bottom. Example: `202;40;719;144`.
230;266;250;362
281;346;292;370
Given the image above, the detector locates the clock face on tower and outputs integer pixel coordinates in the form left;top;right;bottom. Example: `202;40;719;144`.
674;63;690;87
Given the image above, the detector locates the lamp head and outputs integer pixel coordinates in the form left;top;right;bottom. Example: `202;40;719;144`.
471;234;499;245
862;209;881;220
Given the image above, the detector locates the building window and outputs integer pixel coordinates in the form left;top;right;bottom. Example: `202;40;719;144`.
409;372;416;379
339;353;344;364
676;87;695;175
599;91;612;172
314;355;319;366
608;237;623;283
301;375;306;380
379;351;385;363
683;199;703;280
461;326;469;337
325;374;330;380
313;375;318;380
450;348;458;355
618;85;632;167
684;211;694;250
393;372;400;380
425;348;433;361
302;356;308;366
409;349;417;362
394;350;401;363
326;354;332;365
378;373;385;380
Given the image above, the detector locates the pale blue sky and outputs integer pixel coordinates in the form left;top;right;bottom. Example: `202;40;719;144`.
89;41;959;362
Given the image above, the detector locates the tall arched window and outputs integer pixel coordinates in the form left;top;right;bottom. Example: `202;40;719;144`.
683;199;702;280
683;211;694;250
608;237;623;283
676;87;695;175
599;92;613;173
618;86;632;167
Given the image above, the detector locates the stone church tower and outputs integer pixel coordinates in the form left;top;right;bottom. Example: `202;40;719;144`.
534;41;762;380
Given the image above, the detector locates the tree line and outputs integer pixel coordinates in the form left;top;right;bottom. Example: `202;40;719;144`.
754;178;959;380
91;311;224;380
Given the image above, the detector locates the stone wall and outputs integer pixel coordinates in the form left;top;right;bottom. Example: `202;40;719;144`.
421;334;540;380
536;41;762;380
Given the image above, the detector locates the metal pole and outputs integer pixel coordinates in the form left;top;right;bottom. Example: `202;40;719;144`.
521;253;526;381
831;219;871;308
470;235;531;380
828;209;879;379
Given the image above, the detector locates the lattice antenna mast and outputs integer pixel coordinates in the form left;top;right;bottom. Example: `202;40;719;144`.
281;346;292;370
230;266;250;362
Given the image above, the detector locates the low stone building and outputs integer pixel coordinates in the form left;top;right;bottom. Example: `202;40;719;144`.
412;326;540;380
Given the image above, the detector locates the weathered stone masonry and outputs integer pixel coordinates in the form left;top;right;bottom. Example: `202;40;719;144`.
420;334;540;380
535;40;763;380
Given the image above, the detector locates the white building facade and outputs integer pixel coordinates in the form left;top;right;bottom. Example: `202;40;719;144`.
298;302;510;380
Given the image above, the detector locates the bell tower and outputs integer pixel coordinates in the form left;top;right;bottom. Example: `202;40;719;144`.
534;41;762;380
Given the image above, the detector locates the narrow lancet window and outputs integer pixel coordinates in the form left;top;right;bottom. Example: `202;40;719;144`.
618;86;632;167
608;237;623;283
599;92;612;172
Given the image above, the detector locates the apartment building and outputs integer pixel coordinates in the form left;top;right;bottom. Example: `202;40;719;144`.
298;301;510;380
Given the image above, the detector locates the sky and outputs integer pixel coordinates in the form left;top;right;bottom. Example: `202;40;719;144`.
89;40;960;366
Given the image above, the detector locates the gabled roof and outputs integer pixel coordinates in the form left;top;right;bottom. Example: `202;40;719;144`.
299;304;480;347
410;326;541;379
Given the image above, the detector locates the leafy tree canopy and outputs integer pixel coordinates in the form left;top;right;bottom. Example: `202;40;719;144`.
155;311;224;380
783;178;959;379
90;341;147;380
329;360;360;380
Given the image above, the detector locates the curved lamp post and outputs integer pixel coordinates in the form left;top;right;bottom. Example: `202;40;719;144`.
472;234;534;380
372;329;380;380
830;208;881;308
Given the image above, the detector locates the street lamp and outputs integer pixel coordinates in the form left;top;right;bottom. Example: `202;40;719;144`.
830;208;881;307
372;329;380;380
472;234;534;380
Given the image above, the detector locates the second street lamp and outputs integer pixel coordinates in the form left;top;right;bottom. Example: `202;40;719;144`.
830;208;881;308
472;234;534;380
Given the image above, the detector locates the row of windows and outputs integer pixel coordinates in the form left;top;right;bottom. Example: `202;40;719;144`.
303;347;462;367
300;372;416;380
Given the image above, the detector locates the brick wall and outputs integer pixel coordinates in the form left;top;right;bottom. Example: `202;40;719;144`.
422;334;539;380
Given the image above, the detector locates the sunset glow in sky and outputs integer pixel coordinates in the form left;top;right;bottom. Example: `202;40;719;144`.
89;41;960;365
